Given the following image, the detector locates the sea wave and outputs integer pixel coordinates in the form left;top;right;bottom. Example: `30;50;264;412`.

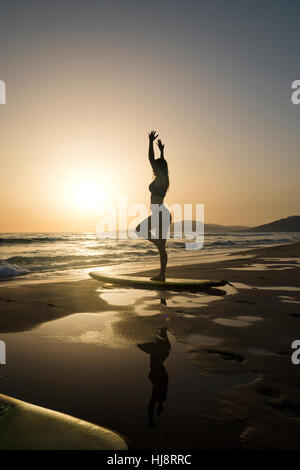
4;254;111;266
1;231;299;280
3;248;158;269
207;240;236;247
205;236;294;248
0;236;69;245
0;262;29;279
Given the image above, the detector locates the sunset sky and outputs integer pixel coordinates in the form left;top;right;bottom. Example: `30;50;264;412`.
1;0;300;232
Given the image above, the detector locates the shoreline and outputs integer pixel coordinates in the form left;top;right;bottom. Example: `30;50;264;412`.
1;239;299;288
1;241;299;333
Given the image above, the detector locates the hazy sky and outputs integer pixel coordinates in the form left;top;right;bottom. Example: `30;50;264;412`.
1;0;300;231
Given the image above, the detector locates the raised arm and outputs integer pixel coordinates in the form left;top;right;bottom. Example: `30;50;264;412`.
148;130;158;169
157;139;165;159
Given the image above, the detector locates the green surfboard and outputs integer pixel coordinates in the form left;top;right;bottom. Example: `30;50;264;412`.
89;272;227;291
0;394;127;450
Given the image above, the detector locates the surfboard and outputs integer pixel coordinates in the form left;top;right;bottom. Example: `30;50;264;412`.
89;272;227;291
0;393;127;450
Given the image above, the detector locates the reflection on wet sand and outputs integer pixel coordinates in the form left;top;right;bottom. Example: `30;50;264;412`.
0;280;264;449
1;241;300;449
0;278;233;334
98;285;232;319
138;328;171;428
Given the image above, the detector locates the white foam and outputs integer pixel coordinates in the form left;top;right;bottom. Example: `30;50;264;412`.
0;263;29;279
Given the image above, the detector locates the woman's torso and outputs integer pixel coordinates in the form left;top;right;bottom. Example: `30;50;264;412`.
149;177;167;205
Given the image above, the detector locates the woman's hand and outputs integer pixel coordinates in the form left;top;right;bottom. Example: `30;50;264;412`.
157;139;165;152
149;130;158;142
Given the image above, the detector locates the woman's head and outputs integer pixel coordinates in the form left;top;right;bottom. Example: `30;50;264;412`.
155;157;168;174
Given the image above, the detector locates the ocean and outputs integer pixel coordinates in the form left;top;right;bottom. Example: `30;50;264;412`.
1;232;299;282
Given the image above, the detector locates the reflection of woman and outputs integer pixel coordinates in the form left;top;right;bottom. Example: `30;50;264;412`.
136;131;171;281
137;328;170;428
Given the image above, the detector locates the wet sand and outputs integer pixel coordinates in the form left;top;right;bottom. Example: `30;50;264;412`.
0;241;300;449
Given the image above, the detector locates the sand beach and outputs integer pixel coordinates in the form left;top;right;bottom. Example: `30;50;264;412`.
1;241;300;449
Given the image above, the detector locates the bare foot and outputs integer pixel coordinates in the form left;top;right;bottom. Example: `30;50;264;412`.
150;275;165;282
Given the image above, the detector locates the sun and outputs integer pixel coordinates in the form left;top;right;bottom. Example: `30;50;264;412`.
75;181;109;210
67;174;112;213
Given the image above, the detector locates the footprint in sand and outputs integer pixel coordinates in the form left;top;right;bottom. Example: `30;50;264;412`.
256;386;300;418
206;348;245;363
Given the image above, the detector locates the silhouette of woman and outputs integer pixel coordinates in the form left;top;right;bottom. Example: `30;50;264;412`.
137;328;171;428
136;131;171;281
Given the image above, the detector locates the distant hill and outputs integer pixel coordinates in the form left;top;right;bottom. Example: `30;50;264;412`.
170;221;249;233
170;216;300;233
250;215;300;232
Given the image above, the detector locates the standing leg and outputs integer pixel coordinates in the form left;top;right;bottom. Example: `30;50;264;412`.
154;240;167;281
136;211;169;281
150;208;168;281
